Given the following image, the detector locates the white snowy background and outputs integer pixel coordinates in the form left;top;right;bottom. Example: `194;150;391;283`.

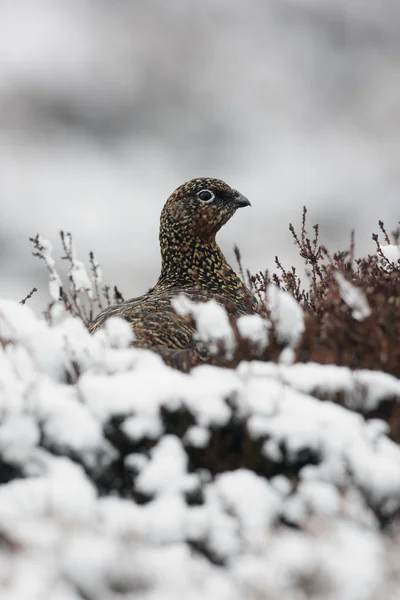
0;0;400;307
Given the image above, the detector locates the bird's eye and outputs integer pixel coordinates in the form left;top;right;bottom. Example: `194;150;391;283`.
197;189;215;203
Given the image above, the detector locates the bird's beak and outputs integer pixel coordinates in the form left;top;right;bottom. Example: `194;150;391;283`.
231;192;251;209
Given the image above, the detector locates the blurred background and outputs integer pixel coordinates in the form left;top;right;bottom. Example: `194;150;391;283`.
1;0;399;311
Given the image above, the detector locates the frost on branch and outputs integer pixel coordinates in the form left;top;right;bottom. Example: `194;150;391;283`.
29;231;123;327
61;231;93;298
30;234;63;301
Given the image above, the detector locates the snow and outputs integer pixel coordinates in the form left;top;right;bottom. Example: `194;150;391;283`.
0;298;400;599
0;413;39;465
184;425;211;448
244;383;400;514
122;414;162;441
172;288;303;359
233;522;385;600
36;236;63;301
264;284;305;346
236;314;269;350
172;294;236;357
63;233;93;298
380;243;400;270
212;470;281;540
239;360;400;412
335;272;372;321
136;435;198;496
100;316;136;347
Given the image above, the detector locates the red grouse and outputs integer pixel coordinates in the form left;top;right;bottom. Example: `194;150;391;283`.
89;178;257;369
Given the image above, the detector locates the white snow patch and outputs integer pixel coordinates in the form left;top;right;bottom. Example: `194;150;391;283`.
136;435;198;496
63;233;93;298
172;295;236;357
283;480;341;526
122;415;163;440
102;315;136;347
36;236;63;301
238;360;400;412
184;426;211;448
233;522;384;600
264;284;304;346
236;314;269;350
213;470;281;540
270;475;292;496
0;413;40;465
31;378;111;467
335;272;372;321
0;457;97;524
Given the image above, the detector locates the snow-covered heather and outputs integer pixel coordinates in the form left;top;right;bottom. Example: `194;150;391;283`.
243;361;400;412
264;284;305;347
62;233;93;298
172;295;236;357
1;299;400;599
173;286;304;362
35;236;63;301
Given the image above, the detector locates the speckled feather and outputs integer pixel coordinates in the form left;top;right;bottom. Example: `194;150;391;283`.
89;178;258;369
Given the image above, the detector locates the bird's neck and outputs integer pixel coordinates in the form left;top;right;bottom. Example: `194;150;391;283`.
157;230;242;294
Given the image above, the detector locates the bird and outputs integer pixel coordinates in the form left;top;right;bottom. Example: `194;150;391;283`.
89;177;258;370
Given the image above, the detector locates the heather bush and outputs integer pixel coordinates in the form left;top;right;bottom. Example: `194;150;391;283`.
27;212;400;379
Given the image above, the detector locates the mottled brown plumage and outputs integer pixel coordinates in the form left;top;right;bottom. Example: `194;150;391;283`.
89;178;258;369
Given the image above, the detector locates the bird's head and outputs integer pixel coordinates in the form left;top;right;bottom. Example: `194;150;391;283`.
160;177;251;242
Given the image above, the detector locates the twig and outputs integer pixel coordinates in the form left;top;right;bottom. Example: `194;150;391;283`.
20;287;37;305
